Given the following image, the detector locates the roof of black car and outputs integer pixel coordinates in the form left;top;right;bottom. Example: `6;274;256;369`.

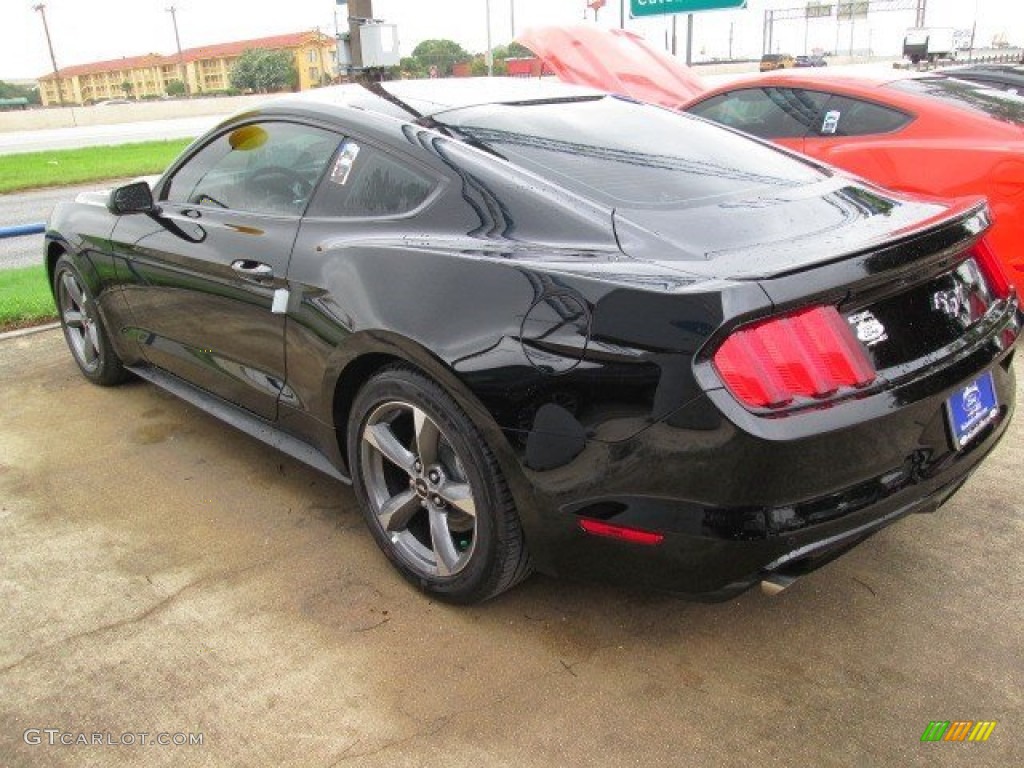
272;77;605;120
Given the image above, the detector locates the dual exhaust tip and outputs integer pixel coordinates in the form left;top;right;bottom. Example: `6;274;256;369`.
761;572;799;596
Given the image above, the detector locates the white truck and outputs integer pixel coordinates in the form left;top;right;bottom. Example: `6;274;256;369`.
903;27;956;63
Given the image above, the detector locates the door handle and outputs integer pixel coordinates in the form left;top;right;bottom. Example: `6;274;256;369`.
231;260;274;282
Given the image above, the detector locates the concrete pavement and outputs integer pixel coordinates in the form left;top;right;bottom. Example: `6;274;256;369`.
0;329;1021;767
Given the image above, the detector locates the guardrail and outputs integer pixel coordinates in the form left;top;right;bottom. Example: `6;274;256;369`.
0;223;45;240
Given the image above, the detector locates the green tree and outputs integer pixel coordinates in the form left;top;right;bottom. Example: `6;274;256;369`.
120;81;133;97
0;80;40;104
165;79;186;97
491;42;533;62
410;39;470;76
229;49;299;93
506;41;533;58
469;56;507;77
399;56;427;78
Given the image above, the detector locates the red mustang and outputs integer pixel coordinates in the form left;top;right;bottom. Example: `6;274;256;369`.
521;26;1024;293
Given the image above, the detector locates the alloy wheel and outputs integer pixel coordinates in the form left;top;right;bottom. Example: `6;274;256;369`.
359;400;478;578
57;270;102;374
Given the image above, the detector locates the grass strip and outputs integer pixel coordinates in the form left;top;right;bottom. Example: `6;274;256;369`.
0;138;192;194
0;264;56;332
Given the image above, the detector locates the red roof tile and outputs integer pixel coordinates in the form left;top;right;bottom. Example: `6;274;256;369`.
41;31;332;80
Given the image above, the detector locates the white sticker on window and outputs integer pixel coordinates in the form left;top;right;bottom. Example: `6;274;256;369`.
330;141;360;185
821;110;841;135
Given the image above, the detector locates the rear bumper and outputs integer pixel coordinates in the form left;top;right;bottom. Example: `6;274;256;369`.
547;463;978;600
518;330;1017;598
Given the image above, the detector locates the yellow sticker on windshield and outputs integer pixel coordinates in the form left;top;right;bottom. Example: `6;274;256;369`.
228;125;269;151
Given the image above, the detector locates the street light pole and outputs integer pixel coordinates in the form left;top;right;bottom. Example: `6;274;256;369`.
33;4;64;107
166;6;191;98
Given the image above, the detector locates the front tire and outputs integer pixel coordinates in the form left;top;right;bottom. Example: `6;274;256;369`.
348;365;532;603
53;255;129;386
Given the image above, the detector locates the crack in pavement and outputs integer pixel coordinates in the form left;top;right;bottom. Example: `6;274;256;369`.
0;555;280;677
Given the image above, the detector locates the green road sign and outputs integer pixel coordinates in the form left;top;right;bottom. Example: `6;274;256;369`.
630;0;747;18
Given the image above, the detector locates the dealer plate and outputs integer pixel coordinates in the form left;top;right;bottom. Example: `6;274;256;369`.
946;371;999;451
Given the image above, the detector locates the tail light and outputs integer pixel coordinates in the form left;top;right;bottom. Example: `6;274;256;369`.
713;305;876;409
972;238;1011;300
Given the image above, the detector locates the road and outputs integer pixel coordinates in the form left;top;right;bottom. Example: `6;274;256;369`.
0;116;219;156
0;328;1021;768
0;181;125;271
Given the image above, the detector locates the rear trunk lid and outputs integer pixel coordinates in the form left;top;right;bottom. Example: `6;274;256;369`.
615;184;1012;388
612;176;968;281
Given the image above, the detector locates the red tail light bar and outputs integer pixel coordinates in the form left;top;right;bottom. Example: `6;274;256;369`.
713;305;877;410
973;238;1012;300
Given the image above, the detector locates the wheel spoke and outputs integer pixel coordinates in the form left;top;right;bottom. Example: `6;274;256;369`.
440;483;476;517
82;333;98;364
412;406;440;467
363;422;416;476
378;489;421;532
86;322;101;356
62;274;85;307
63;310;84;328
428;506;460;577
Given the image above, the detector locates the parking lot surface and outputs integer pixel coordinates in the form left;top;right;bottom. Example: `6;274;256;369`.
1;329;1021;767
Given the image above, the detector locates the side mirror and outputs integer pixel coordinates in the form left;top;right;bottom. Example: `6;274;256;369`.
109;181;158;215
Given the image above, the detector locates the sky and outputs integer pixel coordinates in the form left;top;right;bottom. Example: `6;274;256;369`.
2;0;1021;81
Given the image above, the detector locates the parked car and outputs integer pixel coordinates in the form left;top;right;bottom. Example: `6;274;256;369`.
47;78;1019;604
940;64;1024;94
519;25;1024;294
760;53;795;71
795;54;828;68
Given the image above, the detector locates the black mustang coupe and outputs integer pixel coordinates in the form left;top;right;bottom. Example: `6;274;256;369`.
46;79;1019;602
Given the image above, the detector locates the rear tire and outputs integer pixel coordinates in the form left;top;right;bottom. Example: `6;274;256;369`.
53;255;129;386
348;364;532;603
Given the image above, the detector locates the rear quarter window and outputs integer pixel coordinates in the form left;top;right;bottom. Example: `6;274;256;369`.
307;141;435;218
814;95;913;137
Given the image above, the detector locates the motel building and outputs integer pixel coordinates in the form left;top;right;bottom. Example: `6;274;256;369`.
38;30;337;106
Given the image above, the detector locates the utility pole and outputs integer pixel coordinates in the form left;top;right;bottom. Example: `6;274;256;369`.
671;15;678;55
729;21;734;60
33;4;64;107
486;0;493;76
763;9;774;56
915;0;927;28
348;0;374;72
510;0;515;38
166;6;190;98
620;0;625;29
686;13;694;66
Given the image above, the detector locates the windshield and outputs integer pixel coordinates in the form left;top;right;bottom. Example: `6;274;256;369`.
435;95;824;208
888;77;1024;125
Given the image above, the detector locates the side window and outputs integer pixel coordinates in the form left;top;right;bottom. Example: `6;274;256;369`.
306;141;435;218
813;95;913;137
688;88;829;139
163;122;340;216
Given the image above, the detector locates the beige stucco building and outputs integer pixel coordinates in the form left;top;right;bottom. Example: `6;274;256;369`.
39;30;336;106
